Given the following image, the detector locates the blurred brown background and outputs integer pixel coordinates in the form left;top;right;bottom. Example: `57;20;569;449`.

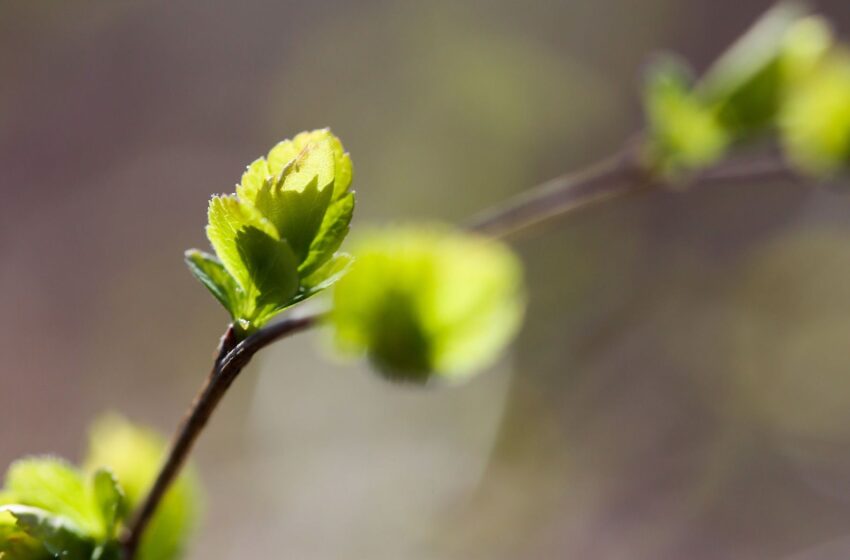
3;1;850;558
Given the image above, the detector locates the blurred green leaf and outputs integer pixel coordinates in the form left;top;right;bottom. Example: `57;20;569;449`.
4;458;103;539
330;225;525;382
698;1;808;137
0;510;49;559
781;51;850;176
3;505;93;560
84;415;201;560
643;55;729;177
91;469;123;539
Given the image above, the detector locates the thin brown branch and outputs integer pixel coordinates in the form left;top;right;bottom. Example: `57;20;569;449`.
467;148;804;239
121;313;324;559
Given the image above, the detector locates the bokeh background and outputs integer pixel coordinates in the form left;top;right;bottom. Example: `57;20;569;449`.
3;1;850;558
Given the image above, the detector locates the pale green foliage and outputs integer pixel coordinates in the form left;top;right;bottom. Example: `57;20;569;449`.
0;416;198;560
187;129;355;333
0;509;51;559
330;225;525;383
643;2;850;178
84;415;201;560
781;51;850;175
0;458;125;559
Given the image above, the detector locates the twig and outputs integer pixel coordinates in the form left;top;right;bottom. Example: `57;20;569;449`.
121;313;324;559
467;148;804;239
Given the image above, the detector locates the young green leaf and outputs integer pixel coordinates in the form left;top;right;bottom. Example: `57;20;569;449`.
330;225;526;383
206;194;279;292
184;250;244;319
190;129;356;330
235;226;300;313
91;469;124;539
299;191;355;278
266;128;353;199
3;505;94;559
4;458;103;539
254;176;334;261
0;510;49;559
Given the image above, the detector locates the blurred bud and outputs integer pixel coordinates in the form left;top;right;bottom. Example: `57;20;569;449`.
642;55;729;180
697;2;814;138
781;51;850;176
329;225;525;383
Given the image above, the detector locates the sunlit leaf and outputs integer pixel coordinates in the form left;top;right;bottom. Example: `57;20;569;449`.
299;191;355;278
4;458;103;539
235;226;300;313
206;194;278;292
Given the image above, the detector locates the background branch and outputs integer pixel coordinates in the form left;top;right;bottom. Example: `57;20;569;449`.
467;148;804;239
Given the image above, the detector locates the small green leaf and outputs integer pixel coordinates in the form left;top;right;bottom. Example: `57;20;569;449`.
4;458;102;539
266;128;353;199
255;175;334;261
3;505;93;560
235;226;300;314
0;510;49;559
184;249;244;319
206;194;278;292
91;469;123;539
302;253;353;292
299;191;355;278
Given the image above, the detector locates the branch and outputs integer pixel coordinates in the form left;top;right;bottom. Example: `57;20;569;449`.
467;148;804;239
120;313;324;559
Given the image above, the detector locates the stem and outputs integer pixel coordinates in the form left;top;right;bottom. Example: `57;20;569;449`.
467;149;802;239
121;314;323;559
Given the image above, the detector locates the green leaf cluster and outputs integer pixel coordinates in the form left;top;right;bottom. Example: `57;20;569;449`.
329;225;526;383
187;129;355;334
643;2;850;178
0;415;200;560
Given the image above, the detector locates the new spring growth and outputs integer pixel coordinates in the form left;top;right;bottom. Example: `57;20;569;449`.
186;129;355;334
643;2;850;179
